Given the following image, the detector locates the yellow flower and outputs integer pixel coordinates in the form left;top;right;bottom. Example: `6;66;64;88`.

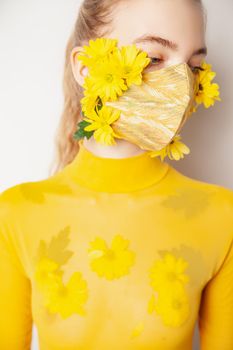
114;44;150;87
195;61;221;108
34;228;88;319
80;93;103;119
149;252;189;293
87;57;128;101
81;78;110;119
154;287;190;327
76;37;118;67
88;234;136;280
148;135;190;161
147;253;191;327
45;272;89;319
148;146;168;162
35;257;62;292
83;105;121;145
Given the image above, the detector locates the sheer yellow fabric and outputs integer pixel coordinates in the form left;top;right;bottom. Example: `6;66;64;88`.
0;139;233;350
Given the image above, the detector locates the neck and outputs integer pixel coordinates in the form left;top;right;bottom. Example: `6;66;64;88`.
83;136;147;159
64;139;170;193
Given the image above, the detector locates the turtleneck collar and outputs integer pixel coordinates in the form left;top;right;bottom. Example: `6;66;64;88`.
65;139;170;193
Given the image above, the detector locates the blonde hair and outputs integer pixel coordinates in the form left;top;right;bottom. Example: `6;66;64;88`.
49;0;205;176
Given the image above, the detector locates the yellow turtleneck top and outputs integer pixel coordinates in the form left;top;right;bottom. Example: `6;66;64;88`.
1;139;233;350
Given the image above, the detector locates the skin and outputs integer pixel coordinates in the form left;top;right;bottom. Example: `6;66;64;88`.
70;0;207;158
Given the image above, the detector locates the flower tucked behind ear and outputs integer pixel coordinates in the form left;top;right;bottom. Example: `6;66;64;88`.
77;37;118;67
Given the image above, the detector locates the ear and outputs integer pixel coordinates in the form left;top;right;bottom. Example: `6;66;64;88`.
70;46;89;87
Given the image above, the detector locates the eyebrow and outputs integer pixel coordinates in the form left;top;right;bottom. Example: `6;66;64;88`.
133;34;207;56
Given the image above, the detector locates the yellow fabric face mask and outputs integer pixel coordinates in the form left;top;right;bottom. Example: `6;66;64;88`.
74;38;221;161
105;62;196;152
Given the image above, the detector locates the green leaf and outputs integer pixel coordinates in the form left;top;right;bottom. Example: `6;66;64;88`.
73;120;93;141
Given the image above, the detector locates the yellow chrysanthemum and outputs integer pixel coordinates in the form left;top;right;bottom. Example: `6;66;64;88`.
83;105;121;145
154;287;190;327
114;44;150;87
86;55;128;101
148;146;168;162
149;252;189;293
81;77;110;119
35;257;62;292
195;61;221;108
45;272;89;319
148;135;190;161
87;234;136;280
147;253;191;327
76;37;118;67
80;93;103;119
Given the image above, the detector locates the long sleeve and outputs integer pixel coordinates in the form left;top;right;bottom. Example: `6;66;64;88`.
0;191;33;349
198;237;233;350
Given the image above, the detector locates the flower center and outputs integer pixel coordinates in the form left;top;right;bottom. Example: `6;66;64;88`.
58;285;68;297
167;271;177;281
105;73;114;83
172;299;182;309
105;249;115;260
124;66;131;74
199;83;203;91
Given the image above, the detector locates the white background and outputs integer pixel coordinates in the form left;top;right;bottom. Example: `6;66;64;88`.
0;1;232;349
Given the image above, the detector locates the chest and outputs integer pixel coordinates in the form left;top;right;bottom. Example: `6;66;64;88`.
29;197;209;349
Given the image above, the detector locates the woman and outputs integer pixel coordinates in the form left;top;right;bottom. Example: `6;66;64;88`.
0;0;232;349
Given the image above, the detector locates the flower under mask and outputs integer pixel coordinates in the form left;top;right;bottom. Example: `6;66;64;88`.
73;38;221;161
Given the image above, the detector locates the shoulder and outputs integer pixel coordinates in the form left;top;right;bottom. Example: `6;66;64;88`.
184;173;233;209
169;166;233;203
0;174;73;211
166;167;233;226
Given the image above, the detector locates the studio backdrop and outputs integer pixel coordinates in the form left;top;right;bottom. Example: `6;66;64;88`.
0;1;232;349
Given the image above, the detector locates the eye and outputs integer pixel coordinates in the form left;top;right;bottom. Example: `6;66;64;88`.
149;57;163;65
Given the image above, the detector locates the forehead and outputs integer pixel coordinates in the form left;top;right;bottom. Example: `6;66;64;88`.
108;0;205;49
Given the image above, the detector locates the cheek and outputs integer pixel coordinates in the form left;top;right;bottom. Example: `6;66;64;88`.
190;57;205;67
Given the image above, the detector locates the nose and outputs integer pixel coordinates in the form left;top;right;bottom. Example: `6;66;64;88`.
166;57;189;67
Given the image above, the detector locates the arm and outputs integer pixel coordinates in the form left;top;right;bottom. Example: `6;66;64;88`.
198;237;233;350
0;193;33;349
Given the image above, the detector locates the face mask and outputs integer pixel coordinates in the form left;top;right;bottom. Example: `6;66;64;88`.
74;37;221;161
105;62;196;152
